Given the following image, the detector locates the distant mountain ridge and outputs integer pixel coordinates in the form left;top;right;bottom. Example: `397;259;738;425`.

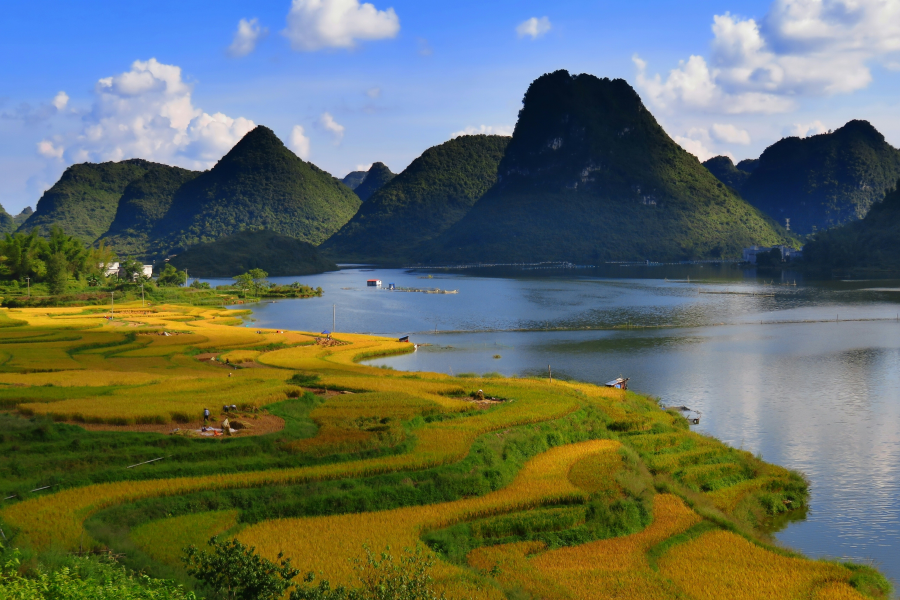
431;71;792;263
703;121;900;234
352;162;395;201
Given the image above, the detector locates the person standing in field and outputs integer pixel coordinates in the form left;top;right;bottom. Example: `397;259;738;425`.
203;408;210;424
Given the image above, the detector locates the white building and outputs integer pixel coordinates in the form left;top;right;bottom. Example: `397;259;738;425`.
98;262;154;279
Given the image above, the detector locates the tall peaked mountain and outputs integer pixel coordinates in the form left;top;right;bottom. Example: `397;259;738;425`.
97;165;200;257
13;207;33;227
152;126;361;254
705;121;900;234
352;162;395;201
19;159;172;244
321;135;510;263
803;180;900;270
432;71;791;263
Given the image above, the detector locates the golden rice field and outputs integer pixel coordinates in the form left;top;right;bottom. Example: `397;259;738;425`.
0;303;888;599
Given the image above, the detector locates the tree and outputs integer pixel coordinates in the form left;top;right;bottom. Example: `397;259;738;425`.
182;537;299;600
120;259;148;282
158;263;187;287
46;251;69;295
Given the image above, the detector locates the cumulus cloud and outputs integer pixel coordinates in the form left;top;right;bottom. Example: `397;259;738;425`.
634;0;900;114
710;123;751;144
228;18;268;57
51;92;69;111
355;163;373;171
283;0;400;51
319;112;345;143
289;125;311;158
39;58;254;169
37;139;64;159
516;16;551;40
674;135;720;162
789;120;828;137
450;124;514;138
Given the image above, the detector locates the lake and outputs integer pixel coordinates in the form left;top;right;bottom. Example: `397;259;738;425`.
212;265;900;586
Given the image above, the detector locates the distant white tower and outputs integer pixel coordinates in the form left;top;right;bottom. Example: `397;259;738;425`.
785;218;791;231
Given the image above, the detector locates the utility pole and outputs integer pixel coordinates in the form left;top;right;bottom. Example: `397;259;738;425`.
548;365;552;383
25;277;30;297
140;283;145;308
110;292;114;319
333;304;336;333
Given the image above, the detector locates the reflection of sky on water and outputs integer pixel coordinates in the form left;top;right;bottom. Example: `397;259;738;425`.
224;268;900;588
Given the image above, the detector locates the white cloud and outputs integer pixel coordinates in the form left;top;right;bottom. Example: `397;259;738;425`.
634;0;900;114
710;123;751;144
355;163;372;171
673;134;720;162
789;120;828;138
228;18;268;57
450;124;514;138
319;112;345;143
283;0;400;51
37;139;64;159
516;16;551;40
366;87;381;98
289;125;311;158
42;58;254;169
51;92;69;111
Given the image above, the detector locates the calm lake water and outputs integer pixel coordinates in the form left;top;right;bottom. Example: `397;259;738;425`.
213;265;900;586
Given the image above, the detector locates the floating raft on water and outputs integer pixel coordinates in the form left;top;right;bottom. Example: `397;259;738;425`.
699;291;775;297
385;287;459;294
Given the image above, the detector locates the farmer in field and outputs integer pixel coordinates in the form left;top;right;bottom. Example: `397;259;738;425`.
203;407;210;424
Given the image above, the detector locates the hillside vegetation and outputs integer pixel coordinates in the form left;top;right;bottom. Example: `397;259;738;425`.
433;71;792;263
18;159;174;244
168;229;338;277
322;135;510;264
98;165;200;258
0;305;888;599
803;181;900;271
704;121;900;234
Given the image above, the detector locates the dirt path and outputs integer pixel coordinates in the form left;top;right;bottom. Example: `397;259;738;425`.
69;413;285;436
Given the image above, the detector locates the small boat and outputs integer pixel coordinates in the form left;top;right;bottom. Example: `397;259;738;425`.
604;377;629;390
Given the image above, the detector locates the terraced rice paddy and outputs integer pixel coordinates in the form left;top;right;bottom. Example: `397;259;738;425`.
0;303;889;598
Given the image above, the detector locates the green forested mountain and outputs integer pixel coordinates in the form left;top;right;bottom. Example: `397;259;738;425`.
321;135;510;263
352;162;395;201
703;156;752;191
803;181;900;270
97;166;200;257
431;71;791;263
341;170;367;190
168;229;338;277
704;121;900;234
18;159;172;244
153;126;361;254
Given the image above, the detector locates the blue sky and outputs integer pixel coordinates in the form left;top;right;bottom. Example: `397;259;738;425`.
2;0;899;214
